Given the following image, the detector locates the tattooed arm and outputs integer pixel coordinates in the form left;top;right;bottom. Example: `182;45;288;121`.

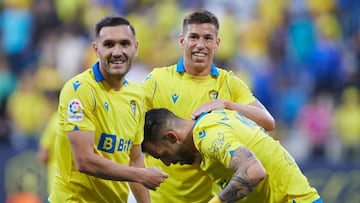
217;146;266;202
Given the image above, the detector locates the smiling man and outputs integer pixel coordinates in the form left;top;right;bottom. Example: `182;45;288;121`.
141;9;275;203
48;16;168;203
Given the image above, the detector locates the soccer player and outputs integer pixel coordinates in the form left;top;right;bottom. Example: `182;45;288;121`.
141;9;275;202
48;16;168;203
142;108;323;203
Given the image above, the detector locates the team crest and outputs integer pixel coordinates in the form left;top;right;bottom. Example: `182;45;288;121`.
209;90;218;100
104;102;109;112
68;99;84;121
130;100;136;116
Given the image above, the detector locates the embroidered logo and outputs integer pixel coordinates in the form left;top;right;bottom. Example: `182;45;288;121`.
198;130;206;139
209;90;218;100
73;80;81;92
104;102;109;112
130;100;136;116
171;93;179;104
68;99;84;122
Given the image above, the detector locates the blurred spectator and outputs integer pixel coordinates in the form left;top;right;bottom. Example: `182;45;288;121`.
333;86;360;164
53;23;88;81
5;192;41;203
0;54;17;142
6;70;49;151
35;67;62;195
305;12;343;95
1;0;35;75
31;0;60;48
36;109;58;195
287;11;316;64
277;81;308;127
296;92;334;160
53;0;86;24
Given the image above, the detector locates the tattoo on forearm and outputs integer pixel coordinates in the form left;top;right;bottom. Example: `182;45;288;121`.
218;147;262;202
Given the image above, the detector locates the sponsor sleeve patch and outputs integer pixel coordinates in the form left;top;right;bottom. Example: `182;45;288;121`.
68;99;84;122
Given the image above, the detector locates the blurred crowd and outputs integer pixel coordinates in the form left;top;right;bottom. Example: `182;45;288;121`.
1;0;360;201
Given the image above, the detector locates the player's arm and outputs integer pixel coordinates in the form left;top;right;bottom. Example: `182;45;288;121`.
211;146;266;202
191;99;275;131
224;100;275;131
128;145;151;203
67;130;168;190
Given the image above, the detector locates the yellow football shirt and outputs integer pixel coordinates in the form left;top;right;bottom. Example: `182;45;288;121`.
39;112;58;194
142;59;256;203
193;109;321;203
49;62;144;203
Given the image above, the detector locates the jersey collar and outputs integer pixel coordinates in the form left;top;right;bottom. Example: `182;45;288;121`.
176;58;219;76
193;112;208;128
92;61;129;85
92;62;105;82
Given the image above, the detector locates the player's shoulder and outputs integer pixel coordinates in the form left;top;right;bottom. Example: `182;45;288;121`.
151;64;177;75
61;69;93;93
216;67;237;77
144;64;177;81
124;78;143;91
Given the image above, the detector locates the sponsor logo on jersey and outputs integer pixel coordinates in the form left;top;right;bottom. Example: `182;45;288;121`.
68;99;84;122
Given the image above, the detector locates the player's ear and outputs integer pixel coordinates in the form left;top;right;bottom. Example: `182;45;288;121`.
92;42;99;58
179;34;185;49
165;131;177;144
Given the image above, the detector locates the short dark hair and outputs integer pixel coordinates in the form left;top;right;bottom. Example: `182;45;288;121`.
182;9;219;33
142;108;176;151
95;15;136;38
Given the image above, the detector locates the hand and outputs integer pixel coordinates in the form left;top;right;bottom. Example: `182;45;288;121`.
191;99;227;120
141;167;168;190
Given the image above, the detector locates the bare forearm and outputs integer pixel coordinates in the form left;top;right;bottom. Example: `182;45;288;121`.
225;101;275;131
129;182;150;203
76;153;144;183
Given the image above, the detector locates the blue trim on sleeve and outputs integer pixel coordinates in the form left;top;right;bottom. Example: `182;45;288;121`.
176;58;219;76
313;198;323;203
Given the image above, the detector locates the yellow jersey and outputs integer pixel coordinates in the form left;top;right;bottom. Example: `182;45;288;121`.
39;112;58;194
142;59;256;203
193;109;321;203
49;62;144;203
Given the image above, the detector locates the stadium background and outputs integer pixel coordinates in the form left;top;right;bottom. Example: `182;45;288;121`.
0;0;359;202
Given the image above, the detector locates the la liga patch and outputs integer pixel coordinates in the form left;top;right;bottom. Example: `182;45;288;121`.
68;98;84;122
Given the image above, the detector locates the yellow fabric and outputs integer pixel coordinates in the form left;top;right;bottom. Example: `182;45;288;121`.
208;196;222;203
142;62;256;203
54;0;86;23
333;87;360;145
39;113;58;194
8;90;48;135
3;0;32;9
193;109;320;202
49;63;144;202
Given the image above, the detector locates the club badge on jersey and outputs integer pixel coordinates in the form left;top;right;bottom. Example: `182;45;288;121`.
209;90;218;100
